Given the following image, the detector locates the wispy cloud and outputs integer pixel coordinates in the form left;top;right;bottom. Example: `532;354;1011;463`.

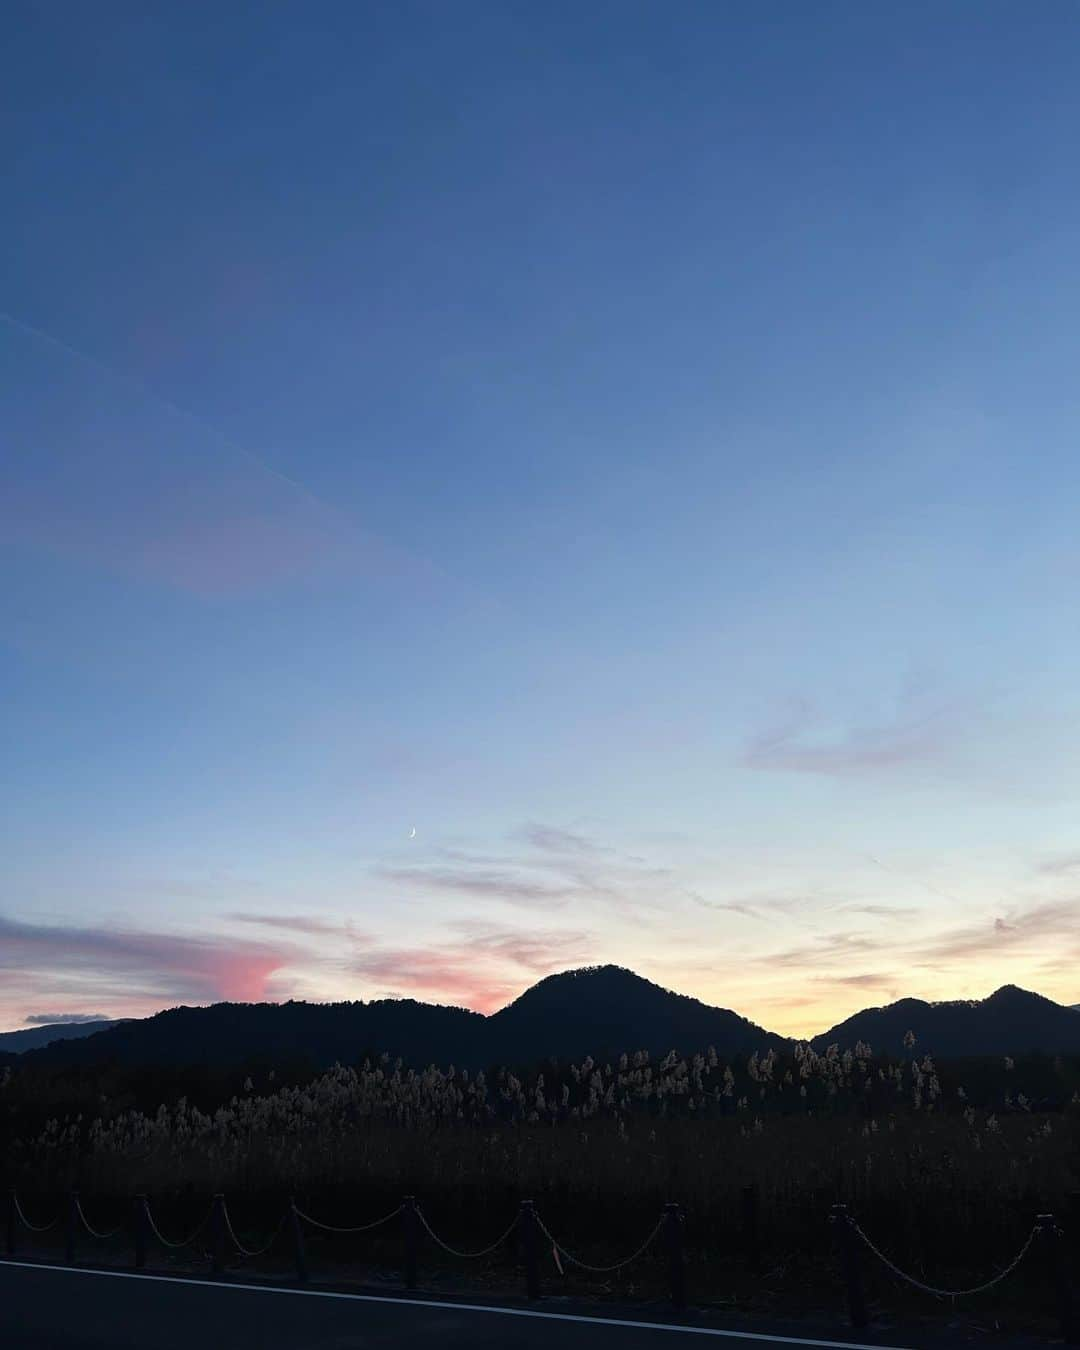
741;702;958;776
1037;852;1080;876
766;932;886;969
812;972;898;990
0;914;298;1007
689;892;812;919
2;311;455;600
448;920;593;972
352;923;595;1013
521;824;608;856
834;903;922;919
226;913;352;936
374;821;678;917
351;948;517;1012
24;1011;109;1025
914;901;1080;965
374;865;581;908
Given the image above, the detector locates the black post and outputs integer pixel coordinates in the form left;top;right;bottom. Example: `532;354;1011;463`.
6;1189;15;1257
65;1190;78;1265
288;1199;308;1284
830;1203;867;1329
1037;1214;1078;1346
521;1200;540;1301
741;1183;760;1273
1068;1194;1080;1267
403;1196;418;1290
133;1195;148;1270
665;1202;685;1308
210;1194;226;1276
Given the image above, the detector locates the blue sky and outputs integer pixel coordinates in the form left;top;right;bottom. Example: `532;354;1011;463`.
4;1;1080;1035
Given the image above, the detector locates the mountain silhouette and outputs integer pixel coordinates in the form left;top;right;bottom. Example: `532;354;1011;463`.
0;1019;118;1054
484;965;783;1062
16;966;779;1072
10;969;1080;1073
811;984;1080;1056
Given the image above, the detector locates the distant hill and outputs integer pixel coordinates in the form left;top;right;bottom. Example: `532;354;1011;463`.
484;965;784;1063
22;998;485;1073
19;966;782;1073
0;1019;118;1054
13;971;1080;1076
811;985;1080;1057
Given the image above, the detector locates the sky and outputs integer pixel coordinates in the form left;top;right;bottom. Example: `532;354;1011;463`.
3;1;1080;1038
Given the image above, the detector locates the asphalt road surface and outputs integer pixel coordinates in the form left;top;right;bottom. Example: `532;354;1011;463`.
0;1260;1043;1350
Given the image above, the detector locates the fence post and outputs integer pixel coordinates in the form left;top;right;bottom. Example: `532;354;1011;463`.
5;1189;15;1257
402;1196;418;1290
1037;1214;1078;1346
133;1194;148;1270
665;1202;685;1307
210;1194;226;1276
830;1203;867;1329
520;1200;540;1301
288;1198;308;1284
65;1190;78;1265
741;1183;760;1273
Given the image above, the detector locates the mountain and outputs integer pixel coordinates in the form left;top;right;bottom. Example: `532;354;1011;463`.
811;985;1080;1057
18;966;782;1073
22;998;485;1072
0;1019;118;1054
13;972;1080;1076
485;965;784;1063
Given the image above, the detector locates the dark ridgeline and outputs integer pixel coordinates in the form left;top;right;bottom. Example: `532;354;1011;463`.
11;966;779;1073
812;983;1080;1057
484;964;785;1064
0;1019;119;1054
6;967;1080;1074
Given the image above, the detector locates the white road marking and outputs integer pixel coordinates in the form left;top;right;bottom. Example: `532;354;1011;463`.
0;1258;911;1349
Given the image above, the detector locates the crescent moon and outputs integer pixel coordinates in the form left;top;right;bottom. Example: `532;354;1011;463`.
409;826;416;839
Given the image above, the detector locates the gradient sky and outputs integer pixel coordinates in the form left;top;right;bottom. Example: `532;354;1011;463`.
4;2;1080;1038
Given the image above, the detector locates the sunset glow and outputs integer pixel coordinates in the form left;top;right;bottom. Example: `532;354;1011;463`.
5;5;1080;1039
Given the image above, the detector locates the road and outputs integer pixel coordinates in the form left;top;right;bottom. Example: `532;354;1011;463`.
0;1260;1041;1350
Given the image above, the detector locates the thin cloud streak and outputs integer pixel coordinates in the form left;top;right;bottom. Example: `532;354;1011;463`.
521;824;609;856
24;1011;110;1025
3;310;472;601
352;923;596;1013
835;904;922;919
226;913;352;936
0;914;298;1006
913;901;1080;964
374;865;580;907
742;702;960;776
1038;853;1080;875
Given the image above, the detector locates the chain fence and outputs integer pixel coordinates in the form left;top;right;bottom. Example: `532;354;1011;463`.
142;1198;213;1252
846;1215;1039;1299
534;1211;665;1274
415;1207;518;1260
293;1202;402;1235
11;1194;59;1234
221;1201;287;1259
75;1197;123;1242
4;1186;1074;1340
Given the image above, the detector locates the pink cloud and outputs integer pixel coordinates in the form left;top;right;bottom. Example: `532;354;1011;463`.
0;914;298;1025
352;924;595;1013
352;950;518;1013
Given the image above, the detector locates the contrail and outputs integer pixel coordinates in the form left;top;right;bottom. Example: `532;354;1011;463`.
0;309;320;507
1;309;499;607
863;851;963;907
